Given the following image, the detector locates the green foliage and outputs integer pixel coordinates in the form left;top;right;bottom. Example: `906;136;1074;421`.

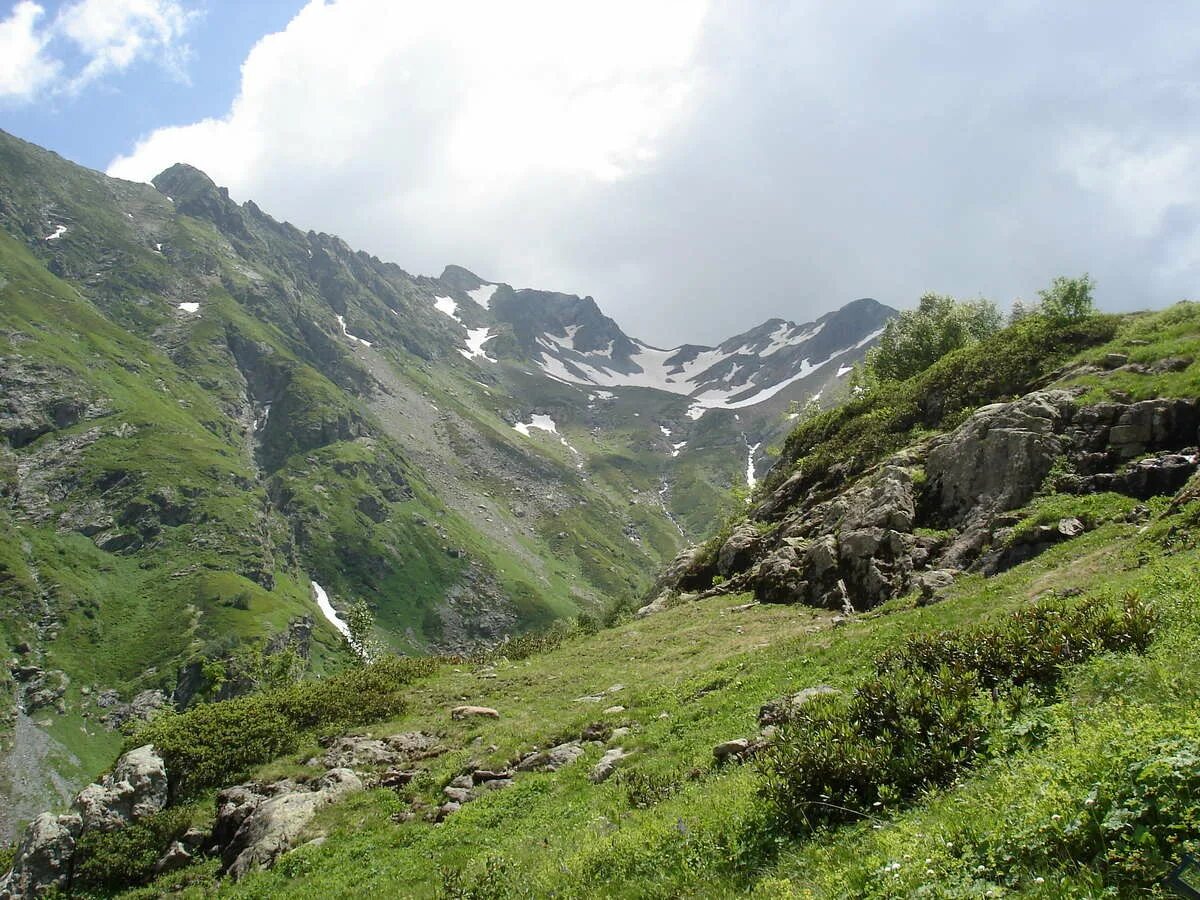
762;594;1157;833
73;807;193;891
861;292;1002;385
1038;273;1096;323
768;313;1118;499
131;656;436;797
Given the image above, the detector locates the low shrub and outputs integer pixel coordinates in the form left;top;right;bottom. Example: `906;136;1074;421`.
130;656;436;798
762;595;1158;833
73;807;193;891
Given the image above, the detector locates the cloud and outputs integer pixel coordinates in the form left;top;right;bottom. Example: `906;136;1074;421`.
0;2;59;100
0;0;195;102
108;0;1200;344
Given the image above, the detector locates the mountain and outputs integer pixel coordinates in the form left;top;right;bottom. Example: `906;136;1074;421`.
0;128;892;832
4;290;1199;898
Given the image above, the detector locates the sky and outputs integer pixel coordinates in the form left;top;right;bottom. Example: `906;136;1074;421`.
2;1;1200;346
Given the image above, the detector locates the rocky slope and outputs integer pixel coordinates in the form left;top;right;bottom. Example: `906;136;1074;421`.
2;302;1198;898
0;128;891;834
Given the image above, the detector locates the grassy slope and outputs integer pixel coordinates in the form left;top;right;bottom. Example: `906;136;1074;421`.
111;303;1200;898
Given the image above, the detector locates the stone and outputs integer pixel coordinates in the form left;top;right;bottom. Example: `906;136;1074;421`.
712;738;751;762
916;569;958;603
450;706;499;720
602;705;625;715
153;840;193;875
758;686;841;727
1057;517;1085;537
1102;353;1129;369
716;524;764;577
71;744;168;833
589;748;629;784
925;390;1077;526
581;722;610;742
470;770;513;784
0;813;79;898
635;594;670;619
222;769;362;880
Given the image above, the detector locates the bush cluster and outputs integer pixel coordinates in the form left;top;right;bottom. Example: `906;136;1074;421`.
761;595;1157;832
131;656;437;798
73;807;193;891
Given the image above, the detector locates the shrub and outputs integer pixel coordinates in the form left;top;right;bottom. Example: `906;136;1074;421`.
861;293;1002;385
130;655;436;798
761;595;1158;833
73;807;193;890
1038;273;1096;323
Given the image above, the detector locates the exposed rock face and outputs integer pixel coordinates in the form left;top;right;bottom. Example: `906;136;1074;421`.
0;813;79;898
219;769;363;880
758;686;841;727
659;389;1200;612
321;732;440;769
925;391;1077;527
72;744;167;833
0;745;167;898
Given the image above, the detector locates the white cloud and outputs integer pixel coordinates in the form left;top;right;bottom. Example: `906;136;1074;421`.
106;0;709;287
0;0;195;102
57;0;196;90
0;2;59;101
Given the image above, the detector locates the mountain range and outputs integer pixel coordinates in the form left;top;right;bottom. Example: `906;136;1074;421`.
0;129;892;830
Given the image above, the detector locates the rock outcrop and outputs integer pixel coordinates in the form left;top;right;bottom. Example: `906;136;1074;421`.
657;390;1200;611
219;769;362;880
0;744;168;898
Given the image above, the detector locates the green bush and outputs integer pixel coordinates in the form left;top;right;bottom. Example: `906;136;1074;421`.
1038;273;1096;323
73;807;193;891
862;293;1002;384
765;314;1118;500
761;595;1158;833
131;656;436;798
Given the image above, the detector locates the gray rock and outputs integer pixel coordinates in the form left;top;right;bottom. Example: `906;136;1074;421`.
223;769;362;880
758;686;841;727
72;744;168;833
926;390;1077;527
589;748;629;784
916;568;958;603
716;524;763;577
0;813;79;898
153;840;193;875
712;739;751;762
635;593;670;619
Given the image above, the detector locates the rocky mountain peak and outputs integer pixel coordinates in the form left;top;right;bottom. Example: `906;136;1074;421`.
152;163;251;240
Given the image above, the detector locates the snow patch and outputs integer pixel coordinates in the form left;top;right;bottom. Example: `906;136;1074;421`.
311;581;363;656
513;414;583;466
336;315;372;347
468;283;499;308
178;302;200;314
459;326;496;362
44;225;67;241
672;441;687;457
837;364;853;377
659;425;672;437
745;440;762;490
433;296;459;319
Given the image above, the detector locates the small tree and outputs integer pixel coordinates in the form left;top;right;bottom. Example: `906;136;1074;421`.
345;598;384;662
864;292;1002;383
1037;274;1095;323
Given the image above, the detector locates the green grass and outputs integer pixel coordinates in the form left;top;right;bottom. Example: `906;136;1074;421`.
101;488;1200;897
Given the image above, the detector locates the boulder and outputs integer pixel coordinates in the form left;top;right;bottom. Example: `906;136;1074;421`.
925;390;1077;527
0;813;80;898
589;748;629;784
916;568;958;604
716;524;764;577
635;593;670;619
71;744;167;833
152;841;193;875
712;739;751;763
753;546;806;604
450;706;499;720
758;686;841;727
222;769;362;880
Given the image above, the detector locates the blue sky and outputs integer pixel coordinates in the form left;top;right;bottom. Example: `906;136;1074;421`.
3;1;1200;345
1;1;301;170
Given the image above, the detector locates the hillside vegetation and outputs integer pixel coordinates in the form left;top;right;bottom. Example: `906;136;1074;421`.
1;299;1191;898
